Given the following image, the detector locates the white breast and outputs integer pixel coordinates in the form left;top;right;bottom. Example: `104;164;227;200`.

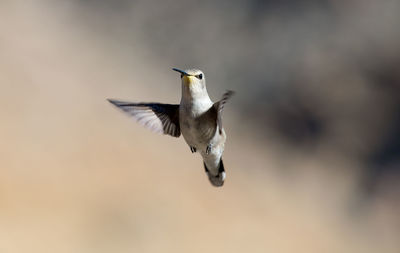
179;96;213;145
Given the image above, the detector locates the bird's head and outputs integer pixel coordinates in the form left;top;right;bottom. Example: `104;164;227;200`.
173;68;207;98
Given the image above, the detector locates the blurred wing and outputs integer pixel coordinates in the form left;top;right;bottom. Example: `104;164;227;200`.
214;90;235;133
108;99;181;137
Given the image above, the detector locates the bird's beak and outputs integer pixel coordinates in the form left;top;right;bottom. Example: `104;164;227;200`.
173;68;195;86
172;68;189;76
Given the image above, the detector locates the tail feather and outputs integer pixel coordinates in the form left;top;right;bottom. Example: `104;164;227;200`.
204;159;226;187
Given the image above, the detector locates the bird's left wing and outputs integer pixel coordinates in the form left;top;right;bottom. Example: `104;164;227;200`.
213;90;235;134
108;99;181;137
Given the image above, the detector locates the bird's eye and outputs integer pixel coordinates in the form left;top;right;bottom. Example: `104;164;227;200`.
197;74;203;80
180;74;183;79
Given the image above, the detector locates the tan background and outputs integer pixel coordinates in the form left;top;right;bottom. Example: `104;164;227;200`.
1;1;399;252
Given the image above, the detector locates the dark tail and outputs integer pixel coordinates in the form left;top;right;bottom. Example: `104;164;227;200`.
203;159;226;187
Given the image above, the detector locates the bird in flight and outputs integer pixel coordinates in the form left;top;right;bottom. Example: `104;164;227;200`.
108;68;234;187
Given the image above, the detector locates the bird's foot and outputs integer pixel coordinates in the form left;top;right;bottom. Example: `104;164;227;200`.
190;146;197;153
206;144;212;154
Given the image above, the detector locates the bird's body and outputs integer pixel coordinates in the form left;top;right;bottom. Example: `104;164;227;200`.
108;68;234;187
178;69;228;186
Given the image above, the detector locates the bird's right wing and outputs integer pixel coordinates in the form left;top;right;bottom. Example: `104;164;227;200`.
108;99;181;137
213;90;235;133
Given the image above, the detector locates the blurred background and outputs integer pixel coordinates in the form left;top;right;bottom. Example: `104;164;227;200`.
1;0;399;252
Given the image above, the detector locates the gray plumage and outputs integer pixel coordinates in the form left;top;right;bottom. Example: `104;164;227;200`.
108;68;234;187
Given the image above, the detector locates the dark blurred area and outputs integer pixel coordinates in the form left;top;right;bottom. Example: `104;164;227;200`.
74;0;400;192
1;0;399;252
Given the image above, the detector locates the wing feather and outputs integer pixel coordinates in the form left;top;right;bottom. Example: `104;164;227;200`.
108;99;180;137
213;90;235;134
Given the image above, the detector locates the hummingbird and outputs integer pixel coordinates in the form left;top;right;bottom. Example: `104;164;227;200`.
108;68;234;187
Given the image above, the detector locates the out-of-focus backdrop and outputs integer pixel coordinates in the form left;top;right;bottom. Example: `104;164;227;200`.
1;1;399;252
